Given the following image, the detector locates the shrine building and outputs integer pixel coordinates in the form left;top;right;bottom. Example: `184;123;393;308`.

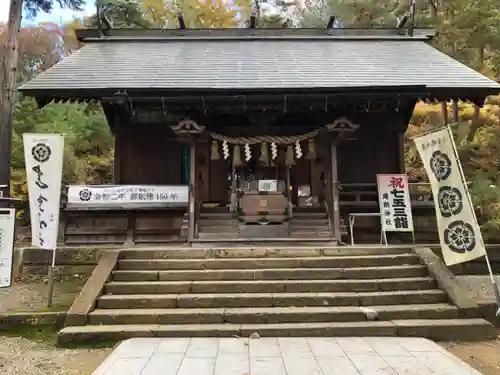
18;27;500;246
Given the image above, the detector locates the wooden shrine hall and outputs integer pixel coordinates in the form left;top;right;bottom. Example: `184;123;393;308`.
18;26;500;246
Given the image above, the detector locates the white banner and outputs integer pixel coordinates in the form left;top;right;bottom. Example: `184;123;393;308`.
66;185;189;209
0;208;15;288
377;174;414;232
414;127;486;266
24;134;64;250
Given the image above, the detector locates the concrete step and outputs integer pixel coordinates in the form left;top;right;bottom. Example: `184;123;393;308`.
117;254;419;270
97;289;447;309
199;227;239;234
58;318;496;344
292;212;327;218
88;304;459;325
198;233;241;239
112;265;428;282
290;221;329;226
290;232;331;237
118;247;413;260
199;213;234;219
290;225;330;230
198;220;240;226
104;277;436;295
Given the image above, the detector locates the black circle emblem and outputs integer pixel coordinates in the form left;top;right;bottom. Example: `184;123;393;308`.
79;189;92;201
437;186;463;217
429;150;452;181
444;220;476;253
31;143;51;163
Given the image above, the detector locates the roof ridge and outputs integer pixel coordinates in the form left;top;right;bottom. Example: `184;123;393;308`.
75;28;435;43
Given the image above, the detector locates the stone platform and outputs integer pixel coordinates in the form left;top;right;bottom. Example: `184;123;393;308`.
92;337;482;375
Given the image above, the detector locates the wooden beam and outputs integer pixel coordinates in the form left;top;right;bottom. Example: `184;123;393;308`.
188;140;197;242
330;139;341;240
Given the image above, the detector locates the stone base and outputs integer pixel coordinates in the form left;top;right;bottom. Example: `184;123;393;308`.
238;223;289;238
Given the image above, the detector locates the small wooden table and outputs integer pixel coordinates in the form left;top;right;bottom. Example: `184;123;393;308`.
348;212;387;246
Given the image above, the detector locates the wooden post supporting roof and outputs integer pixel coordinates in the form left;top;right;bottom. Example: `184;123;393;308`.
188;141;196;242
170;120;206;243
330;139;341;240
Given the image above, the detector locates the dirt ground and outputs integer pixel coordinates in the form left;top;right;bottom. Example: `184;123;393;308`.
438;275;500;375
440;334;500;375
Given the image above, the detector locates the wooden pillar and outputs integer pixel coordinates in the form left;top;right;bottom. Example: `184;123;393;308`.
330;139;341;240
398;133;406;174
286;167;292;216
441;101;448;125
113;127;122;183
188;140;197;242
452;100;459;122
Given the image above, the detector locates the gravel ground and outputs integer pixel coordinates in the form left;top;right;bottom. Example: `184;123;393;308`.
0;336;110;375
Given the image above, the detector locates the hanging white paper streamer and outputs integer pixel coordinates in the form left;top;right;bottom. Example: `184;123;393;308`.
244;143;251;161
295;141;302;159
222;140;230;160
271;142;278;160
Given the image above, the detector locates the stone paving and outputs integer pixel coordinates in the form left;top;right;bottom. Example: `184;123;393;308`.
92;337;483;375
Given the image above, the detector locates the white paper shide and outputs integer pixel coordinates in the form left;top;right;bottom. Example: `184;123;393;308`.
414;127;486;266
24;134;64;250
377;174;414;232
0;209;15;288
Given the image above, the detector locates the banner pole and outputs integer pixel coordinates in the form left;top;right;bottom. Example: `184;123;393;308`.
446;125;500;316
47;248;56;307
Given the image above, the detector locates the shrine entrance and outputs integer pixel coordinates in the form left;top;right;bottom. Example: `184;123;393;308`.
195;137;336;241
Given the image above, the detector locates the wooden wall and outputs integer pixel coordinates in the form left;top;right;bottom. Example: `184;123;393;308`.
113;114;404;202
337;118;402;183
115;126;183;185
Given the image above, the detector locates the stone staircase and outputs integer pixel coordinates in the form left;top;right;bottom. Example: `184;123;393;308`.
197;208;239;240
59;246;495;344
196;206;345;240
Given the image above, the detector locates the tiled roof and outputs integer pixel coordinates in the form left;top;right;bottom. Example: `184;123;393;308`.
19;32;500;97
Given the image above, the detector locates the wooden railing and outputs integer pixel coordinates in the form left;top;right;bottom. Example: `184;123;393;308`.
338;182;434;208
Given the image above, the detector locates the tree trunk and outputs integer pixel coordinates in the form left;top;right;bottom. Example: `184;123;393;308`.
428;0;438;20
0;0;23;197
466;104;481;142
478;44;485;71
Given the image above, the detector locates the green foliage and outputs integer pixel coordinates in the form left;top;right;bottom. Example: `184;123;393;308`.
10;97;114;215
406;100;500;240
469;170;500;240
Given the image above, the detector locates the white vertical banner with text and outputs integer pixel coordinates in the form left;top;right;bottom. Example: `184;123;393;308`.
414;127;486;266
23;134;64;250
377;174;414;233
0;208;16;288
